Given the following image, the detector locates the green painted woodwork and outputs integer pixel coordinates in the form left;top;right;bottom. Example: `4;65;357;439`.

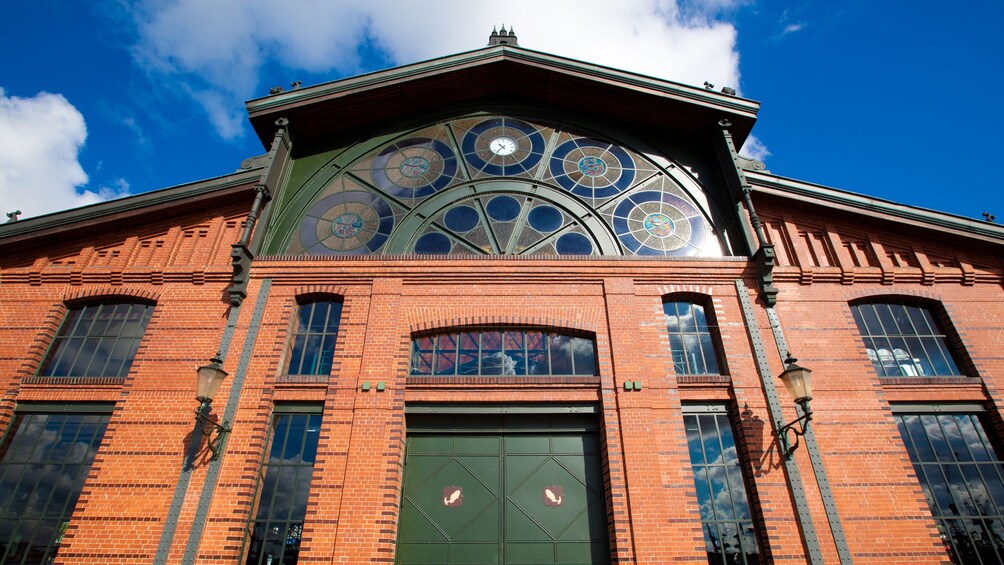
396;416;609;564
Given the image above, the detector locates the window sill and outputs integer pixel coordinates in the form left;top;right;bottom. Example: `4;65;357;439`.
276;374;329;385
676;374;730;385
21;376;127;386
407;376;601;386
878;376;977;386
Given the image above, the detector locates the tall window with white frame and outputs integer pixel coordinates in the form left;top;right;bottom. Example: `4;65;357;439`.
0;407;111;565
245;408;322;565
684;405;761;564
850;302;964;378
664;299;721;375
894;406;1004;563
286;301;342;375
38;302;154;378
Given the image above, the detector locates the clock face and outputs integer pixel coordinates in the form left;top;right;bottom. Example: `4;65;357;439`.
489;136;517;156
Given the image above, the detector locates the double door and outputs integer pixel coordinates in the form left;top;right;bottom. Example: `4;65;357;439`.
396;414;609;564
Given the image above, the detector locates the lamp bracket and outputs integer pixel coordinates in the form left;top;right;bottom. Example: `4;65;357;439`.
778;397;813;460
194;399;232;460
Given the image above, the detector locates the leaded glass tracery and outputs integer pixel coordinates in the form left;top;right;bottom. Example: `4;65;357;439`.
411;329;597;376
282;115;724;258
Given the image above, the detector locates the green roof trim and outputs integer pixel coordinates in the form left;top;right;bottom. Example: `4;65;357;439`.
0;167;263;243
247;45;759;118
747;170;1004;244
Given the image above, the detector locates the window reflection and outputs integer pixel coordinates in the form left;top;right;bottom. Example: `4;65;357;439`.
0;412;110;565
851;303;963;377
684;409;761;565
410;329;597;376
665;301;721;375
896;412;1004;563
287;302;342;375
40;303;153;378
246;412;322;565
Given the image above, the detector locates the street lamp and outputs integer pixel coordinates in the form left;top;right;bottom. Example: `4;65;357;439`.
195;354;231;459
777;354;813;460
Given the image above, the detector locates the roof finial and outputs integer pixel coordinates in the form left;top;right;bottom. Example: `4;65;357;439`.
5;210;20;223
488;24;519;47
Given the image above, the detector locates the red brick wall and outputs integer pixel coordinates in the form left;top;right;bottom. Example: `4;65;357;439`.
0;194;1001;564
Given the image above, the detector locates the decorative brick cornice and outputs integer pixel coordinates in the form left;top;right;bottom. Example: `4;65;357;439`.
63;287;160;306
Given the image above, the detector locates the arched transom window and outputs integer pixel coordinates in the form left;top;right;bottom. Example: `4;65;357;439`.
282;115;724;258
411;329;597;376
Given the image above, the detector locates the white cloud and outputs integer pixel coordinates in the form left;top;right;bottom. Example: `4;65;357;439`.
0;88;128;219
740;134;770;162
781;22;804;36
128;0;746;139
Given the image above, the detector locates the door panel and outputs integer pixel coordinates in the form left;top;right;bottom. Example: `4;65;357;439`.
397;419;608;564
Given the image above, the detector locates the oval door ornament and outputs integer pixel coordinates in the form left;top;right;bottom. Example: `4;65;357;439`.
442;486;463;507
543;485;564;507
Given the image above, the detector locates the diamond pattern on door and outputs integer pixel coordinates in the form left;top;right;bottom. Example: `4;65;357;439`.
396;417;609;564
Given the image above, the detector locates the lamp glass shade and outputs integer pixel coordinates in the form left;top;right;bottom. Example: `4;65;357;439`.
779;363;812;402
196;362;229;401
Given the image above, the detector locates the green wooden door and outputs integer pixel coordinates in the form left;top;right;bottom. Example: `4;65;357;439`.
396;414;609;564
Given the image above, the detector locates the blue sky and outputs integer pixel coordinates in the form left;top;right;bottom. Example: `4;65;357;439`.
1;0;1001;222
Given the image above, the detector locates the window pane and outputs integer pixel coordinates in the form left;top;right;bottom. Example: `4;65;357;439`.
408;329;597;376
665;301;723;376
549;334;572;374
896;412;1004;563
0;412;109;565
40;303;153;378
248;412;322;565
851;302;964;378
571;337;596;375
684;408;761;564
286;302;341;375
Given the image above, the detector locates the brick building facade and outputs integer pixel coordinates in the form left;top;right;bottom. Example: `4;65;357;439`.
1;34;1003;565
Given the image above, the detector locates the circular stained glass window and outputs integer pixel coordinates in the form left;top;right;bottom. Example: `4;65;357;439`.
299;191;394;254
371;138;457;198
612;191;708;256
462;118;545;176
443;205;480;232
555;232;594;255
527;205;562;233
414;232;452;254
486;195;521;222
549;138;636;199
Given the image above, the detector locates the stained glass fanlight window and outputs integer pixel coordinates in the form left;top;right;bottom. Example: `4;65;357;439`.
284;115;725;258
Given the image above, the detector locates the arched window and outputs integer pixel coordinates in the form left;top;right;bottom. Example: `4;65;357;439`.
664;299;721;375
39;302;154;378
410;329;597;376
850;302;963;377
286;301;343;375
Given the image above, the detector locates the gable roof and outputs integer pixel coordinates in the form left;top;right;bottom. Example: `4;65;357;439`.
245;44;760;151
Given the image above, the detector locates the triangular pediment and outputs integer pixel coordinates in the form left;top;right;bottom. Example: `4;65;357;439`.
246;45;760;153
